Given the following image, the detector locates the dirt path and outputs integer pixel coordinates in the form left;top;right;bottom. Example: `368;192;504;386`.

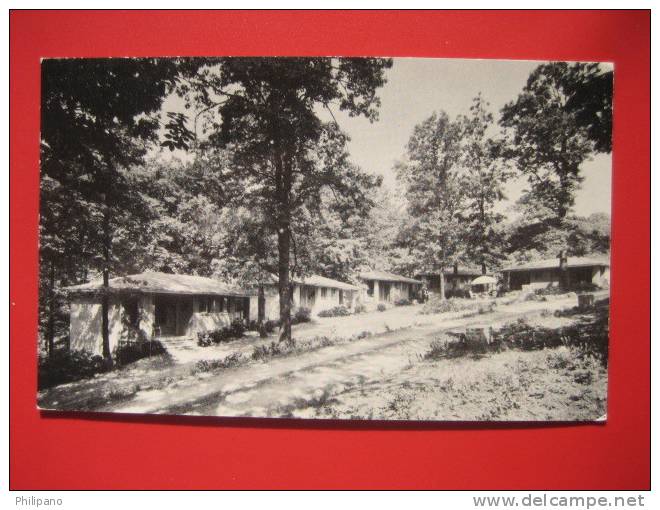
101;295;587;417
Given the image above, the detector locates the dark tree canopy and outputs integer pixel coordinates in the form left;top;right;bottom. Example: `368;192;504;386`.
563;63;613;153
170;57;392;342
39;58;200;359
500;62;600;222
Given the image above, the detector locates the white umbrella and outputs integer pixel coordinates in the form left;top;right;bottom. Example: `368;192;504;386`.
471;275;497;285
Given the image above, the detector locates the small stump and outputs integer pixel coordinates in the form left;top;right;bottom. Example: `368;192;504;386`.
465;327;494;347
578;293;595;310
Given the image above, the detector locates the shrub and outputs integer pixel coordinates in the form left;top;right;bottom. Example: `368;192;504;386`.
354;303;367;314
197;333;214;347
317;305;351;318
377;303;387;312
196;319;246;346
425;338;468;360
38;349;108;390
252;341;283;361
292;307;312;324
229;317;246;337
113;340;167;367
421;298;471;315
192;352;246;374
394;298;412;306
264;319;280;334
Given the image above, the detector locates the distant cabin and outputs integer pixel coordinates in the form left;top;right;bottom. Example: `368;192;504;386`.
65;272;253;356
258;274;361;320
416;266;486;298
358;270;422;304
501;256;610;291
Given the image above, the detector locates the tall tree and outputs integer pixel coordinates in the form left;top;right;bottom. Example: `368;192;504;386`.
40;58;196;363
174;57;391;343
499;62;596;224
457;94;510;274
397;111;466;300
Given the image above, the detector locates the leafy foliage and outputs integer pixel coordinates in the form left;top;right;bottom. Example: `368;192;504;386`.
196;318;246;346
317;305;351;317
499;62;605;222
397;112;465;278
38;349;108;390
292;307;312;324
170;57;392;343
456;95;510;271
113;340;167;367
39;58;200;358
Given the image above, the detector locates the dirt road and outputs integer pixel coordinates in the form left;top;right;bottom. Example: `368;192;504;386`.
98;293;593;417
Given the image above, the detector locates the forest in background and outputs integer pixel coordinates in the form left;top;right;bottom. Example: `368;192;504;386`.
39;57;612;355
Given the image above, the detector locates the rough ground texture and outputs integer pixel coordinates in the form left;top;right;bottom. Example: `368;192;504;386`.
38;292;608;421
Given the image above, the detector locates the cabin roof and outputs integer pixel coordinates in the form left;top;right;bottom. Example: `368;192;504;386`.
501;256;610;273
359;269;422;285
263;273;361;291
65;271;253;297
417;267;485;277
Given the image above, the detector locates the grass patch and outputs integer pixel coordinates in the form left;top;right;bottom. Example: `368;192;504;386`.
424;301;609;367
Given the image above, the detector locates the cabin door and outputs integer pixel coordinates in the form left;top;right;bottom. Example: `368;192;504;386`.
379;282;391;302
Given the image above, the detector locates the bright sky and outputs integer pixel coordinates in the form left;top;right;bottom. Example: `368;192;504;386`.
322;57;612;218
157;57;612;218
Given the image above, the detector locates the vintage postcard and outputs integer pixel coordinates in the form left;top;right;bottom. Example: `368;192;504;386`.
37;57;612;420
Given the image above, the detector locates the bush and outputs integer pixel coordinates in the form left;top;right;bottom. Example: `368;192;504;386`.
394;298;412;306
377;303;387;312
264;319;280;334
421;297;472;315
38;349;107;390
229;317;246;337
317;305;351;318
113;340;167;367
292;307;312;324
196;318;246;346
252;341;283;361
192;352;246;374
354;303;367;314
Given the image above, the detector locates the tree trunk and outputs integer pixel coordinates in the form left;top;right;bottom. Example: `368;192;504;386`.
277;225;293;344
101;206;112;368
258;283;267;338
46;260;56;357
438;267;446;301
273;138;294;345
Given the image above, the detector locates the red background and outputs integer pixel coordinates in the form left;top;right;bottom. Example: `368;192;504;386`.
9;10;650;489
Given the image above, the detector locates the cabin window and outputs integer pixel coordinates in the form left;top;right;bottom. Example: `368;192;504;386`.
321;288;327;298
331;288;336;297
210;297;224;312
367;281;374;297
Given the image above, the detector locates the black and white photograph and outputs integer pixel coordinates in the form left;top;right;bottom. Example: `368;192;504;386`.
37;56;612;421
